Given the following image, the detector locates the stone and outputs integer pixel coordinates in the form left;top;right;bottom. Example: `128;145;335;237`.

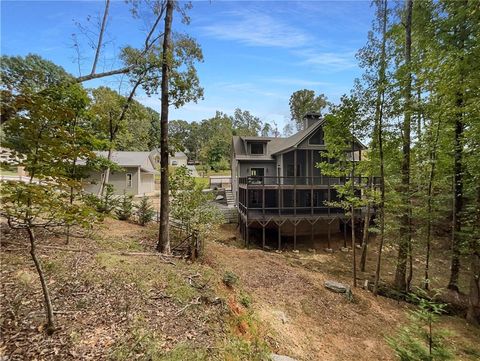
340;247;349;252
215;195;224;201
272;310;288;324
307;248;316;253
271;354;298;361
292;249;299;253
356;244;362;249
325;280;350;293
324;280;354;302
324;248;334;253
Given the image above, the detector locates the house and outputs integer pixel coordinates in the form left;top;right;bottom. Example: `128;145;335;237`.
231;113;368;250
170;151;188;167
83;150;158;196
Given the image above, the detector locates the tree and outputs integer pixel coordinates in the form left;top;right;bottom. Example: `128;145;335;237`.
394;0;413;293
0;54;72;124
169;166;223;236
387;291;453;360
289;89;327;131
137;196;155;226
0;82;98;334
157;0;174;254
232;108;262;136
320;95;368;287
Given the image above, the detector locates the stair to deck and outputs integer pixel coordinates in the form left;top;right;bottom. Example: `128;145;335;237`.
225;190;235;208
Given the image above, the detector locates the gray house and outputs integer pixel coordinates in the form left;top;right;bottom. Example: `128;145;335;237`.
231;113;367;250
83;150;158;196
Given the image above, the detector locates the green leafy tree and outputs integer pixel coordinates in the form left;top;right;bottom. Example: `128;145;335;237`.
289;89;327;131
170;166;223;237
319;94;370;287
0;82;99;334
231;108;262;136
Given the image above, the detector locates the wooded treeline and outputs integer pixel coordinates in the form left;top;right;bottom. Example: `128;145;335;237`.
322;0;479;324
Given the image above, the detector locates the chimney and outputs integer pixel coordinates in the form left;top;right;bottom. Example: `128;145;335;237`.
303;112;321;129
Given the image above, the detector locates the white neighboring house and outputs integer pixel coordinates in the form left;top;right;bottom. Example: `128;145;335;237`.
83;150;189;196
84;150;157;196
169;151;188;167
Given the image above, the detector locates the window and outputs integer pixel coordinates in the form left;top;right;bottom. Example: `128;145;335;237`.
126;173;133;188
309;128;324;145
154;155;160;164
250;168;264;177
249;168;264;185
250;142;264;155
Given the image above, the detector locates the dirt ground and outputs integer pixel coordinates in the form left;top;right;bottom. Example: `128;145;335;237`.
1;219;479;361
207;224;480;361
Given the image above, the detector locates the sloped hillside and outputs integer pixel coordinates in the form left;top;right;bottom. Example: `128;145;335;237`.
1;219;479;360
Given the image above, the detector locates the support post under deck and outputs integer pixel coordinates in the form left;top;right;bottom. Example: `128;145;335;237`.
262;225;266;249
278;224;281;250
294;222;297;251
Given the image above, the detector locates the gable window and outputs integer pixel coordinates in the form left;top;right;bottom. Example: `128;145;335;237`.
154;155;160;164
250;143;264;155
126;173;133;188
309;128;324;145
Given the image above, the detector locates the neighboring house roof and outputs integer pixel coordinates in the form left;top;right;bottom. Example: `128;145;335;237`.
232;116;366;162
94;151;156;173
173;151;187;159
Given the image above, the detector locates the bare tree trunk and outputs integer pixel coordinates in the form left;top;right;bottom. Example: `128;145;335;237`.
424;118;441;289
360;196;371;272
91;0;110;75
394;0;413;293
27;227;55;334
351;205;357;287
156;0;173;254
466;187;480;324
373;0;388;296
448;93;464;291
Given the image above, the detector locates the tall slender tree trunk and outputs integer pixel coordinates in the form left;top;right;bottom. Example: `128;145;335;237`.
424;118;441;290
360;178;373;272
157;0;173;253
466;187;480;324
27;227;55;334
394;0;413;293
373;0;388;296
448;93;464;291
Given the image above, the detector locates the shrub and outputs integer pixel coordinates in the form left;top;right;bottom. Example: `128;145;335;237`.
83;184;118;214
386;290;453;361
222;271;239;288
115;192;133;220
136;196;155;226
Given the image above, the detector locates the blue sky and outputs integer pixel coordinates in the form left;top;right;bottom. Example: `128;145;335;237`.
1;0;374;127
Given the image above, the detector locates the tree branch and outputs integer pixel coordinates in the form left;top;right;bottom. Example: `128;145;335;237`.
91;0;111;75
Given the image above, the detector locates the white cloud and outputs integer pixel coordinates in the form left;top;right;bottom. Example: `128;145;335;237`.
294;49;358;72
262;76;332;87
199;9;311;48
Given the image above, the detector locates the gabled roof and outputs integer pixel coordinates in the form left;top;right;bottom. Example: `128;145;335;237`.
94;151;156;173
232;117;366;162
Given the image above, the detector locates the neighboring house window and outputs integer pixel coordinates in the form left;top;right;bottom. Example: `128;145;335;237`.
154;155;160;164
126;173;133;188
309;128;324;145
250;143;264;155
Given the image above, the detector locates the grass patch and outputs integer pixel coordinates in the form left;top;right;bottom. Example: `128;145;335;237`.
109;317;210;361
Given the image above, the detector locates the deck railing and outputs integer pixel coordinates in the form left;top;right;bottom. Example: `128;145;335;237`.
238;176;381;187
